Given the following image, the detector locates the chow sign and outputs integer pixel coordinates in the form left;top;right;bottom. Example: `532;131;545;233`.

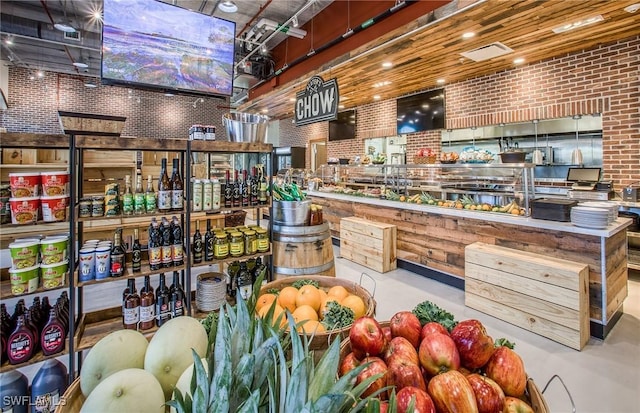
295;76;339;126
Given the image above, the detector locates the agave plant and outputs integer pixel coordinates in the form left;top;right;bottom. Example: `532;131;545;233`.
168;275;386;413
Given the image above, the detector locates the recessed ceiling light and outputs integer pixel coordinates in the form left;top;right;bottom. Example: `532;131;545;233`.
436;78;446;84
624;3;640;13
552;15;603;33
218;0;238;13
289;97;296;102
513;57;525;64
338;104;345;109
373;81;391;88
54;22;76;33
373;95;381;100
462;32;475;39
261;108;268;113
382;62;393;68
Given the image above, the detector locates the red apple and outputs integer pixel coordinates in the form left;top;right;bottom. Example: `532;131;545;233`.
427;370;479;413
380;401;389;413
385;336;419;367
388;361;427;391
418;332;460;376
466;373;505;413
382;326;393;343
503;397;534;413
350;317;386;359
484;346;526;397
396;386;436;413
421;322;450;342
390;311;422;348
450;319;495;369
339;352;360;377
357;356;389;399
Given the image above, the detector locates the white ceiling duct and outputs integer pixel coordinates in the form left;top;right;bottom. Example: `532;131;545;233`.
256;18;307;40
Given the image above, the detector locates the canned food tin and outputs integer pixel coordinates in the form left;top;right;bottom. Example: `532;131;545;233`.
92;196;104;217
79;198;92;218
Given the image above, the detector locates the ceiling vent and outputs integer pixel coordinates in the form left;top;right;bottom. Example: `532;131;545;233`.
64;30;81;41
460;42;513;62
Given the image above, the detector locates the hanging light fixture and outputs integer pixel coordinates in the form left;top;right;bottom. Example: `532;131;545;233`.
218;1;238;13
54;0;77;33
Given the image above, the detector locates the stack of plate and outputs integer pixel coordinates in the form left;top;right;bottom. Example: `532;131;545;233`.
571;206;611;229
578;201;618;223
196;272;227;312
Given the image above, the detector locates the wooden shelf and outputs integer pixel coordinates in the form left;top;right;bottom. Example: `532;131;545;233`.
189;140;273;153
76;263;186;287
0;348;69;373
82;162;136;169
0;221;69;242
0;164;69;170
627;231;640;240
77;210;186;231
74;135;188;151
1;133;69;149
628;249;640;271
0;279;69;300
191;249;272;269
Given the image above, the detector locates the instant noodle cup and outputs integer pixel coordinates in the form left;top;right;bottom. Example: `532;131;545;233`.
40;195;69;222
9;265;39;296
9;240;40;269
40;236;68;265
9;197;39;225
9;172;40;197
40;260;68;289
40;171;69;196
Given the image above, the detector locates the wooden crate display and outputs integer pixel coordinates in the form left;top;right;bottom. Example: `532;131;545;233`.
340;216;397;273
465;242;590;350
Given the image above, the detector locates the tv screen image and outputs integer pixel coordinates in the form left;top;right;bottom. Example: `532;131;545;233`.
396;89;445;134
328;110;356;141
102;0;236;97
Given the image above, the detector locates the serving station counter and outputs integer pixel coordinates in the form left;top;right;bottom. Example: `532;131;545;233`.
309;190;631;339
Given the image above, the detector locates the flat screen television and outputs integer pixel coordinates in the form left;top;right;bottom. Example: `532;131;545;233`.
101;0;236;97
328;110;356;141
396;89;445;134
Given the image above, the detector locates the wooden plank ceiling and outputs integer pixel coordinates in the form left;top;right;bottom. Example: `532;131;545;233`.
239;0;640;120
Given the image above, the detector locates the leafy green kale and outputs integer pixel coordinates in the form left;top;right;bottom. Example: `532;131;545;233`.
266;288;280;295
201;311;219;336
321;301;355;331
412;300;458;332
291;279;320;289
495;337;515;349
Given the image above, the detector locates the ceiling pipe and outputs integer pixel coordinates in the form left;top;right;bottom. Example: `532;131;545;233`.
40;0;80;71
237;0;274;38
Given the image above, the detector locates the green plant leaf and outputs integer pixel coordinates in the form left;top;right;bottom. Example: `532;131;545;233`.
285;358;309;412
251;336;279;391
237;388;261;413
308;338;341;401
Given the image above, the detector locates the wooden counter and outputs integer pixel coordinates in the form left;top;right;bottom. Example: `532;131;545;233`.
309;191;631;339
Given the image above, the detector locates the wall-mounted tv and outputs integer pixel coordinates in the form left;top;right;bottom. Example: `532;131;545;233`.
101;0;236;97
396;89;445;134
328;110;356;141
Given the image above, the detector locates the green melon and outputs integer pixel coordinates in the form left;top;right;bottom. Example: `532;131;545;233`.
80;368;164;413
80;329;149;397
170;358;208;413
144;316;208;400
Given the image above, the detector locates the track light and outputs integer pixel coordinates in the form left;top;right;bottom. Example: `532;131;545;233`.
54;21;76;33
218;1;238;13
292;16;299;28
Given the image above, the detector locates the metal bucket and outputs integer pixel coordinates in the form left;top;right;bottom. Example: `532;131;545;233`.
222;112;269;143
272;199;311;226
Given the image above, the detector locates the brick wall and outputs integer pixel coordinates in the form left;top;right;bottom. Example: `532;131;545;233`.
1;67;229;139
278;118;326;170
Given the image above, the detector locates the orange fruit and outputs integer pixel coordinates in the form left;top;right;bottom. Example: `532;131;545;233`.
292;305;319;323
318;288;328;304
296;285;322;312
297;319;326;335
319;297;342;320
341;294;367;319
256;293;277;313
257;303;287;328
278;286;299;312
327;285;350;302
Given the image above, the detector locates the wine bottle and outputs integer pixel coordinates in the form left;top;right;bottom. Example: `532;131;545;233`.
122;174;134;215
232;170;241;207
109;228;126;277
192;221;203;264
148;219;162;271
172;216;184;266
123;279;140;330
171;158;184;211
169;271;185;318
158;158;172;212
258;166;268;205
224;170;233;209
145;174;157;214
161;217;173;268
204;219;214;261
132;227;142;272
250;167;259;206
139;276;155;330
134;173;145;215
155;274;171;326
236;261;252;301
241;169;250;207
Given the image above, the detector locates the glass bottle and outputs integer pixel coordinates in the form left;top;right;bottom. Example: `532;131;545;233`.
148;219;162;271
224;170;233;208
258;165;268;205
170;271;185;318
172;216;184;267
110;228;126;277
236;261;252;301
158;158;172;213
204;219;214;261
132;228;142;272
192;221;203;264
139;276;156;330
171;158;184;211
241;169;250;207
253;256;267;283
155;274;171;326
250;167;259;206
134;173;145;215
122;174;134;215
122;278;136;302
226;261;239;298
232;170;241;207
211;178;221;211
123;279;140;330
161;217;173;269
145;174;157;213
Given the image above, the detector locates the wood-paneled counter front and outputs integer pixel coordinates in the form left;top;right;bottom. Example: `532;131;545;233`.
309;191;631;339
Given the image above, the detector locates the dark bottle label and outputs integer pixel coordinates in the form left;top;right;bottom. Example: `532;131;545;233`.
156;301;171;326
41;324;65;355
132;248;142;272
193;238;203;263
148;246;162;269
161;245;173;268
8;332;33;364
110;253;125;277
172;298;184;318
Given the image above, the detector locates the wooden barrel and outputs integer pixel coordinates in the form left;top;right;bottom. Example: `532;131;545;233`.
272;222;335;279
